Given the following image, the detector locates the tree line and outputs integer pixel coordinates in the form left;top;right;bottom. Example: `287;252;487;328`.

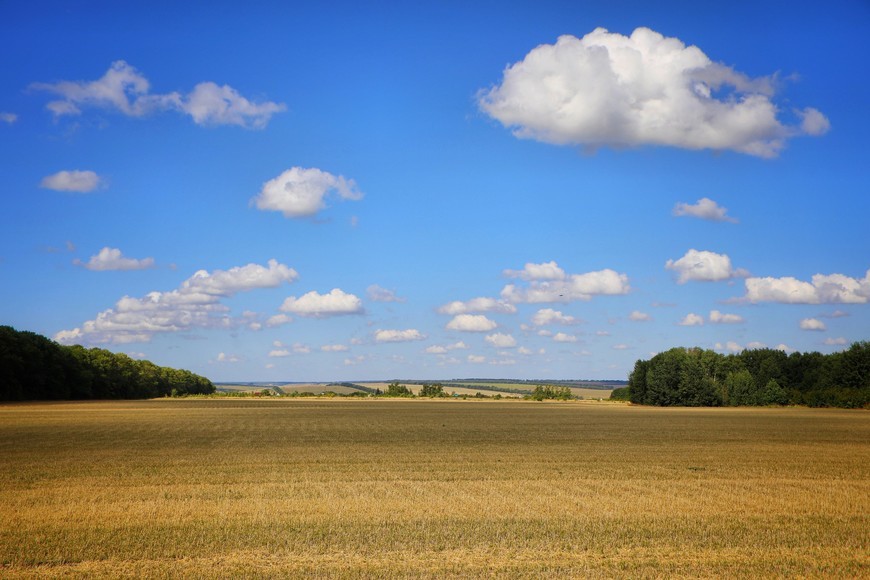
0;325;214;401
623;342;869;408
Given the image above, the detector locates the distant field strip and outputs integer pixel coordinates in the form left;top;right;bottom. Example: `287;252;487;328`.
0;400;867;577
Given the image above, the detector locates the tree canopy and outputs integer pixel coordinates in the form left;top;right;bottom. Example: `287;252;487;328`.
0;325;214;401
626;343;869;408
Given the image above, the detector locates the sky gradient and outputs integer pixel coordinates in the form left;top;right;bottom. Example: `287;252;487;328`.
2;1;868;381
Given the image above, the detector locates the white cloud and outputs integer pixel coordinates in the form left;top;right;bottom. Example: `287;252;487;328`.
629;310;651;322
216;352;240;363
612;344;630;350
437;297;517;315
1;112;17;124
776;344;795;353
467;354;486;364
74;247;155;271
478;27;828;157
268;349;290;358
32;60;285;128
279;288;363;318
344;355;365;366
596;330;610;336
531;308;580;326
665;249;748;284
502;267;629;303
746;341;768;350
503;261;566;281
265;314;292;327
426;341;467;354
678;313;704;326
485;333;517;348
446;314;498;332
321;344;349;352
799;318;826;331
54;259;297;345
709;310;744;324
181;81;285;128
553;332;578;343
367;284;405;303
374;329;426;343
673;198;737;223
797;107;831;136
824;337;847;346
252;167;363;219
292;343;311;354
517;346;533;355
744;270;870;304
715;341;743;353
40;170;103;193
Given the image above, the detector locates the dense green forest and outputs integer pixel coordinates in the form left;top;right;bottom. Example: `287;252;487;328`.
626;342;869;408
0;326;214;401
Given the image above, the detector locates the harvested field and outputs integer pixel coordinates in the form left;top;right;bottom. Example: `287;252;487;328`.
0;400;867;577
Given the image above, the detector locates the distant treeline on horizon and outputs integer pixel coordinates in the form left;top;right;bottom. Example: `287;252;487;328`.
0;326;214;401
615;342;869;408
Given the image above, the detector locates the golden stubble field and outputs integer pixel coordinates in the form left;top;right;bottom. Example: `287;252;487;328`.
0;399;867;578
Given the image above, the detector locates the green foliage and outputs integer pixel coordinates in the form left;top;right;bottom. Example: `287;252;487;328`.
628;342;870;408
528;385;573;401
610;386;630;401
419;383;445;397
384;381;413;397
0;325;214;401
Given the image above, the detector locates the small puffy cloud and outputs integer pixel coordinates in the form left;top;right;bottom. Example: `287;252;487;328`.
185;259;298;296
709;310;744;324
629;310;651;322
824;337;847;346
427;341;466;354
32;60;284;128
55;259;297;345
1;112;17;124
502;267;629;303
478;27;828;157
74;247;155;271
292;343;311;354
485;333;517;348
446;314;498;332
797;107;831;136
715;341;744;353
374;329;426;343
776;344;795;353
503;261;566;281
531;308;580;326
252;167;363;219
553;332;578;343
268;349;290;358
746;341;768;350
673;198;737;223
596;330;611;336
216;352;240;363
744;270;870;304
40;170;103;193
437;297;517;315
280;288;363;318
799;318;826;331
665;249;748;284
367;284;405;303
678;313;704;326
344;355;365;366
612;344;630;350
181;82;285;128
265;314;292;327
321;344;349;352
467;354;486;364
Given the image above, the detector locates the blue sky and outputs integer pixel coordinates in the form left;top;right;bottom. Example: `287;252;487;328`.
1;1;868;381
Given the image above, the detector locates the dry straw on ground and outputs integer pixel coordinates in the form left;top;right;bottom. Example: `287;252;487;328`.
1;399;867;577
